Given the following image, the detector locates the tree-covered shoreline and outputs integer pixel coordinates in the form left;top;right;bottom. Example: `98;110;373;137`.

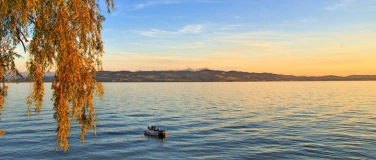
14;69;376;82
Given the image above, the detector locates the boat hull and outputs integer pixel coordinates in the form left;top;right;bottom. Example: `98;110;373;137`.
144;130;167;138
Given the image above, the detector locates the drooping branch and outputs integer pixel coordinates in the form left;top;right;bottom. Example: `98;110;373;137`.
1;0;114;151
16;31;27;53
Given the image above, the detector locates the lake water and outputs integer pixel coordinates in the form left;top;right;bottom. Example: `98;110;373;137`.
0;82;376;159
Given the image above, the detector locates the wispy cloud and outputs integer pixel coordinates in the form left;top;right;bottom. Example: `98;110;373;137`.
299;18;313;23
178;25;203;34
218;24;243;31
102;30;376;75
169;42;206;50
102;51;252;72
137;29;176;37
325;0;354;11
133;0;180;10
214;31;277;43
137;24;204;37
233;16;242;20
131;0;216;10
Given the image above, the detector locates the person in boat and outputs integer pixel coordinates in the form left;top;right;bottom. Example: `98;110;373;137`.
148;126;160;131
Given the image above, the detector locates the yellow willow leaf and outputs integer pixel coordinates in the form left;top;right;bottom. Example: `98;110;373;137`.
1;0;114;151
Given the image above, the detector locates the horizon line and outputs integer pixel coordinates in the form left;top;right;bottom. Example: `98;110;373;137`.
17;68;375;77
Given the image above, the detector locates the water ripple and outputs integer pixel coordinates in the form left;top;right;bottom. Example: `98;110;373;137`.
1;82;376;159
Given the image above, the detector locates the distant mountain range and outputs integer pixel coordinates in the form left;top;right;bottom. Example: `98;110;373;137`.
14;69;376;82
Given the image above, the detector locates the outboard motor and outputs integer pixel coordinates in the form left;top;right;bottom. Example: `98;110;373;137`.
158;130;167;138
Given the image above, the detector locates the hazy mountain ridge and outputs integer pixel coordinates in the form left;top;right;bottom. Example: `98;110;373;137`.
95;69;376;82
13;69;376;82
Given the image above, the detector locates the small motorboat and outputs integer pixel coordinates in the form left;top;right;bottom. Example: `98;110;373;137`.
144;126;167;138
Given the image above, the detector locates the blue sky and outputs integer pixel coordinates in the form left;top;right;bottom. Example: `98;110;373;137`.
15;0;376;75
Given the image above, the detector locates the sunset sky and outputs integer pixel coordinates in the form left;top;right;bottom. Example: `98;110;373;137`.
16;0;376;76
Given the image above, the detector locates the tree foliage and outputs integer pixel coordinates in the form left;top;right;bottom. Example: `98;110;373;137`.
0;0;114;151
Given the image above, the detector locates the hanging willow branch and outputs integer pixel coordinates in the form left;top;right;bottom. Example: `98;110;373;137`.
1;0;114;151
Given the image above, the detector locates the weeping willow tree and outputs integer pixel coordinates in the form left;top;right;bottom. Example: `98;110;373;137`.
0;0;114;151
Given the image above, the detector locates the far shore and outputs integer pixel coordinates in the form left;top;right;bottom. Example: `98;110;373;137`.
7;69;376;82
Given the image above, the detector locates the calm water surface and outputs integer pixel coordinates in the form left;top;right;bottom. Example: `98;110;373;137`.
0;82;376;159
